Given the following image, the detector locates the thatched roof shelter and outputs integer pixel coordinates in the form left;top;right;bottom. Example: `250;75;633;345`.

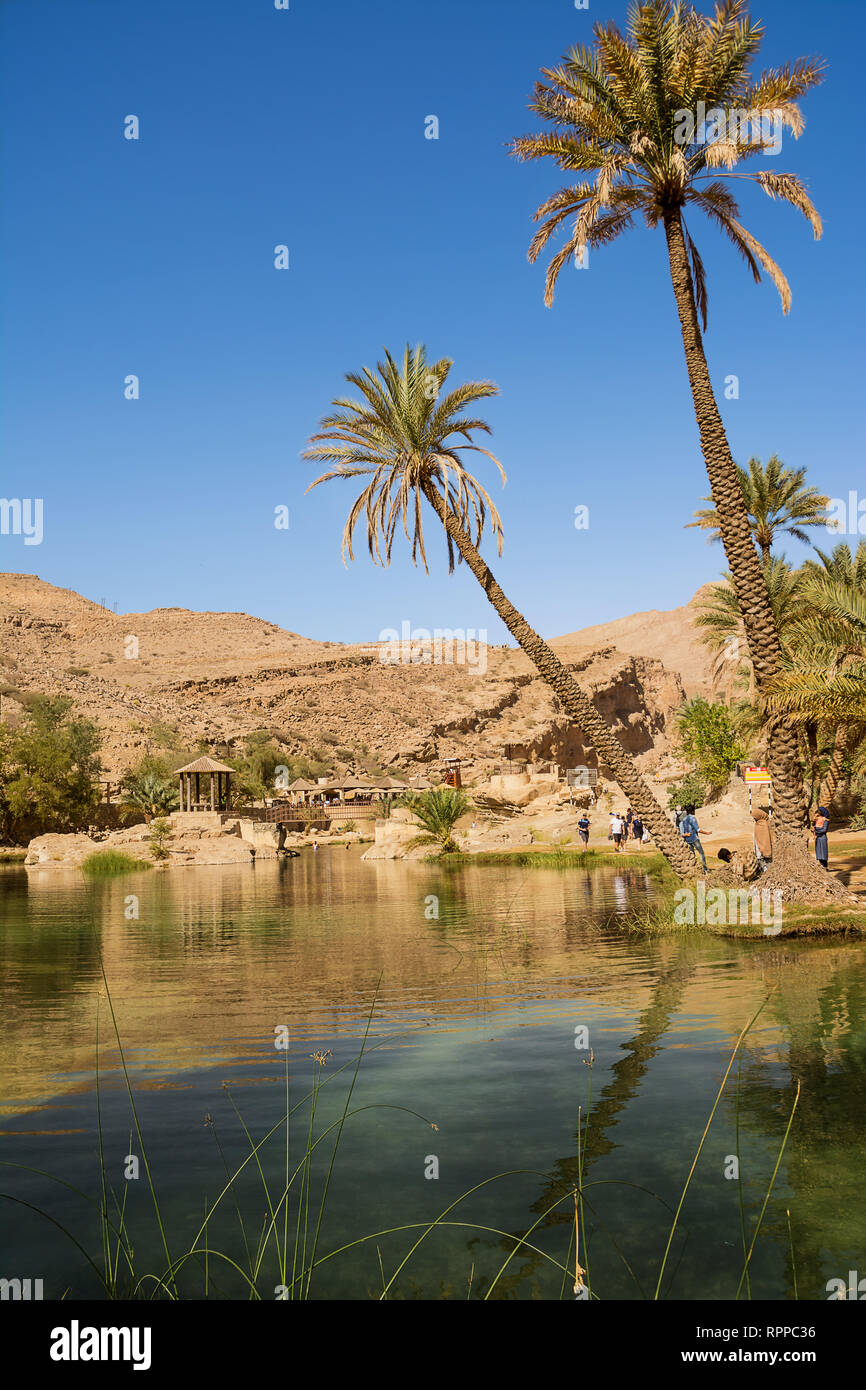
174;756;234;813
175;756;234;774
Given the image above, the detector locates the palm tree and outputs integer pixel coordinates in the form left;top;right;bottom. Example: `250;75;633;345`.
304;345;696;876
695;557;805;703
511;0;824;853
124;771;179;820
400;786;470;855
688;456;828;567
802;540;866;590
762;568;866;808
795;543;866;806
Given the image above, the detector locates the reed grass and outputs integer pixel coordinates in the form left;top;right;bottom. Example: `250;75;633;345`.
81;850;153;877
0;973;807;1302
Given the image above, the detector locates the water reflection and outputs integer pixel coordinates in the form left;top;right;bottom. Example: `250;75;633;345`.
1;852;864;1299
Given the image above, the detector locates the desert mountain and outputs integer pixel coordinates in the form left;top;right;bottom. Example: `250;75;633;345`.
552;586;715;696
0;573;712;781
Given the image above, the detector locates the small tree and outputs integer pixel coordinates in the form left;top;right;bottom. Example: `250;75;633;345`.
400;786;470;856
123;771;179;819
2;696;102;837
667;773;708;814
676;698;744;794
147;817;174;862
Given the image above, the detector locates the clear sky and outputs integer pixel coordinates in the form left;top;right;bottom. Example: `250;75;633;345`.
1;0;863;644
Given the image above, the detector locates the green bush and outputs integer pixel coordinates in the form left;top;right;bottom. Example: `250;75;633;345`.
0;695;102;841
675;698;744;792
82;849;153;876
667;772;708;812
147;818;174;862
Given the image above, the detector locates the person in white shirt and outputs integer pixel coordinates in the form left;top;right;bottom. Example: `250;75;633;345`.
609;813;624;850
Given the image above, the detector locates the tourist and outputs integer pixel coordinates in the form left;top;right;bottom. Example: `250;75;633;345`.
631;814;644;848
641;824;651;846
813;805;830;870
679;803;707;871
577;813;590;847
674;804;685;830
609;811;624;851
751;807;774;870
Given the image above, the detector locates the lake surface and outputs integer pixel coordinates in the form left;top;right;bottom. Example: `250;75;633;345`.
1;850;864;1301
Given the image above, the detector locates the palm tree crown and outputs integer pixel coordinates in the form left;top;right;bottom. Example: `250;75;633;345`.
401;786;471;855
511;0;823;314
304;345;504;574
688;455;829;564
802;540;866;590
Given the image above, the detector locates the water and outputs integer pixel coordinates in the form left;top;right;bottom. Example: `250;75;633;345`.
1;850;864;1301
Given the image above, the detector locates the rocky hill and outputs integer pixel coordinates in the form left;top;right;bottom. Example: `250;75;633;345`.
0;573;711;782
553;587;715;696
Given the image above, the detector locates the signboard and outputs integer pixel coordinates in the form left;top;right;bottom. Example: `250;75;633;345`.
743;766;772;785
566;767;599;788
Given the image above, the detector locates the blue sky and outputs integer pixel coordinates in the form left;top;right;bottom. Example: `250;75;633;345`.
1;0;863;643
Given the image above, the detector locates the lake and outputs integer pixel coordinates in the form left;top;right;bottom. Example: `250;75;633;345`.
1;849;864;1301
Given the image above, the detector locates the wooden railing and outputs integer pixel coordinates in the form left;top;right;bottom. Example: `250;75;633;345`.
240;802;383;825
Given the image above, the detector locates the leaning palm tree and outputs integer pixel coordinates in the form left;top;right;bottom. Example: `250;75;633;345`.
688;456;828;568
400;786;471;856
304;345;695;876
511;0;826;862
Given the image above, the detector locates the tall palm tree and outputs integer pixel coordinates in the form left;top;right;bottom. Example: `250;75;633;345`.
304;345;696;876
797;543;866;806
688;455;828;567
695;557;804;703
511;0;824;854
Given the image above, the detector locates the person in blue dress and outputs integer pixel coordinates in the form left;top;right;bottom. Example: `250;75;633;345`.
812;806;830;869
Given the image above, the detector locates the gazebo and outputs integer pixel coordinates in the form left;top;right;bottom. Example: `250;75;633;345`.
175;756;234;813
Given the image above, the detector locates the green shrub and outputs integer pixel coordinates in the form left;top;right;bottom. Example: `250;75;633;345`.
667;772;708;812
147;818;174;862
82;849;152;876
675;698;744;792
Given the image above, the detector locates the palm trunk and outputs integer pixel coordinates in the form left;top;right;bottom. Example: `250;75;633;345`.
420;478;697;877
663;211;806;839
819;724;849;811
805;722;820;812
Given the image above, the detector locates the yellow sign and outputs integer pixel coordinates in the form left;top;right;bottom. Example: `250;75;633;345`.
744;766;772;784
